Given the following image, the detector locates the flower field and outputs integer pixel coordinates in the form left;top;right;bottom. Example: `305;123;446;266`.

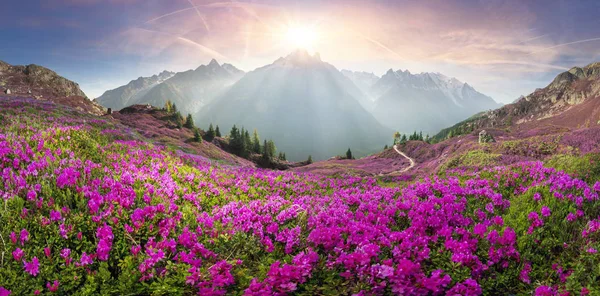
1;97;600;295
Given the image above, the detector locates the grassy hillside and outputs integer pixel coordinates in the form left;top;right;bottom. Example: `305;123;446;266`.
0;97;600;295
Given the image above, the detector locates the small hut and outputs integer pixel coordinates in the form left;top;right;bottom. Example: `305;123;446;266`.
5;88;11;95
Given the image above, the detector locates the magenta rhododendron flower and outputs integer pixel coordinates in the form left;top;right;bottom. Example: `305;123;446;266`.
535;285;555;296
23;257;40;276
12;248;24;261
79;252;93;266
19;229;29;245
541;206;551;217
0;286;11;296
46;281;59;292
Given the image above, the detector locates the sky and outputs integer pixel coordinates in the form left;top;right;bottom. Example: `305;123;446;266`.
1;0;600;103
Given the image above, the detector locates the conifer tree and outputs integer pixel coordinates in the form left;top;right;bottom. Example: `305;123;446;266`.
384;144;388;150
194;129;202;142
262;139;269;161
184;114;195;129
229;125;244;156
243;129;251;156
252;129;261;154
307;155;313;164
215;125;221;137
206;124;215;141
401;134;407;144
267;140;276;158
346;148;353;160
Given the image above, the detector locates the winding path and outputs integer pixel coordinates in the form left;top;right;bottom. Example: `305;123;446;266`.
393;144;415;173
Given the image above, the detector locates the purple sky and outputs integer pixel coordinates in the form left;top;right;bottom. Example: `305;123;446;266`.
2;0;600;103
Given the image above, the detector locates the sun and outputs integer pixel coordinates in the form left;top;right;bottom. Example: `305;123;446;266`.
284;25;319;51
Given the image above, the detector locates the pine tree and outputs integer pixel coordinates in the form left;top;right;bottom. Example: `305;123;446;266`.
419;131;423;141
206;124;215;141
262;139;269;161
267;140;276;158
172;104;178;113
307;155;313;164
240;127;247;157
229;125;243;156
384;144;388;150
346;148;353;160
194;129;202;142
244;129;251;156
401;134;407;144
215;125;221;137
252;129;261;154
184;114;195;129
174;111;183;128
282;153;286;161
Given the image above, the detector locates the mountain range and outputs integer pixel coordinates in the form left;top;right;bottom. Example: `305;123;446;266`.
97;59;244;113
342;69;501;133
198;50;389;161
95;50;498;160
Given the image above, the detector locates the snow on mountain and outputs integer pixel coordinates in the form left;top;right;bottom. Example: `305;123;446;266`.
97;70;175;110
97;60;244;113
369;69;500;133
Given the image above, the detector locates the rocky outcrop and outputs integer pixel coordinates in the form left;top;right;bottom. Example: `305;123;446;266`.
0;60;86;98
434;61;600;141
478;130;495;144
0;60;105;115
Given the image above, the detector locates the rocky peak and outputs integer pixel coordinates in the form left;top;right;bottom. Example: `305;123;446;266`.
208;58;220;68
275;50;323;66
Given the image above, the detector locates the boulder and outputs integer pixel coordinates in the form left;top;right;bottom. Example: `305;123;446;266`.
479;130;495;144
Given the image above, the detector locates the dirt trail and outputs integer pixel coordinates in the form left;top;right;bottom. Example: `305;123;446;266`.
393;144;415;173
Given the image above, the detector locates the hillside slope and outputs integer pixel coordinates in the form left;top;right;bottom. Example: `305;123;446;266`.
2;96;600;295
0;60;104;115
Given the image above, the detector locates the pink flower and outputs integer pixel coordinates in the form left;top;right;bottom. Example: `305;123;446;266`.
520;263;532;284
19;229;29;245
44;247;51;258
535;285;555;296
9;232;17;244
581;287;590;295
50;210;62;221
0;286;11;296
46;280;59;293
79;252;93;266
24;257;40;276
541;206;551;217
12;248;24;261
533;192;542;201
587;248;597;254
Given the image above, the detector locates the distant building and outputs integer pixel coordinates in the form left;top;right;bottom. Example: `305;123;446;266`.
5;88;11;95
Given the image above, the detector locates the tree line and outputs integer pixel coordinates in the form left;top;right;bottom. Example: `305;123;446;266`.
163;100;315;165
392;131;429;145
226;125;286;161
